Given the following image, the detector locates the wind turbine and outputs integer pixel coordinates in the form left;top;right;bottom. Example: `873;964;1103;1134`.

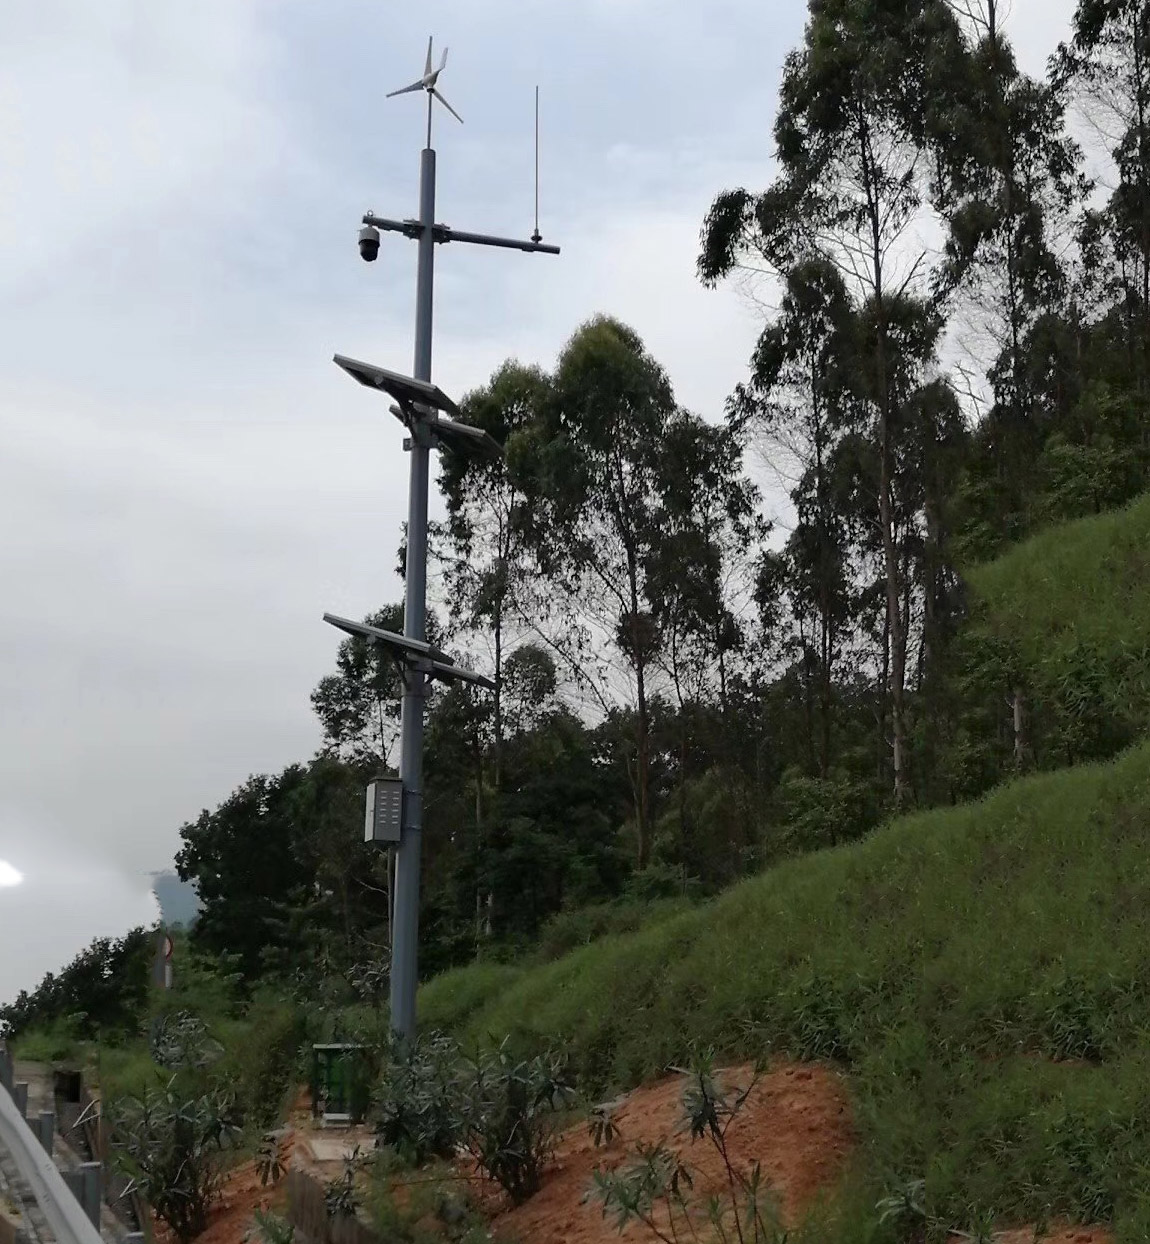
387;36;463;145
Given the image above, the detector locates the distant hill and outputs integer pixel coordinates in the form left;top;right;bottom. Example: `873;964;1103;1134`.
150;871;201;929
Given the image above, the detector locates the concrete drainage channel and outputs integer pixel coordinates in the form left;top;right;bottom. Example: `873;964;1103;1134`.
0;1046;141;1244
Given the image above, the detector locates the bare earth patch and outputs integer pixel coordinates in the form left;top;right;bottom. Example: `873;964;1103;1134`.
490;1061;854;1244
958;1231;1112;1244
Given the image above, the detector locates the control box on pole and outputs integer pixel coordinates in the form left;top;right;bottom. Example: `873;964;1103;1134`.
365;777;404;844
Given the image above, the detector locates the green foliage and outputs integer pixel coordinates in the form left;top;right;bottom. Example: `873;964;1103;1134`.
244;1209;295;1244
371;1029;574;1207
374;1031;464;1166
968;492;1150;767
110;1075;241;1244
456;1037;575;1206
324;1149;365;1218
149;1011;224;1070
422;738;1150;1233
254;1132;289;1188
0;927;151;1042
772;767;878;854
221;996;307;1128
364;1149;487;1244
534;897;694;964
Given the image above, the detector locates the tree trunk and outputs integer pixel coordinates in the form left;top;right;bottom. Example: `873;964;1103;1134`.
1011;686;1029;771
636;656;651;867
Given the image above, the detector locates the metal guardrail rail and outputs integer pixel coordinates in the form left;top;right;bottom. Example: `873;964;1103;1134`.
0;1075;104;1244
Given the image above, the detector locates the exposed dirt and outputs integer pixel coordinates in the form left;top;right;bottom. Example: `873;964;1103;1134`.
960;1231;1112;1244
490;1061;854;1244
184;1075;1115;1244
191;1161;286;1244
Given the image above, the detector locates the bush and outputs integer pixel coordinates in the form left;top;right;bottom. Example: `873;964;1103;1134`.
374;1031;464;1166
457;1038;575;1205
110;1076;241;1244
372;1032;573;1206
223;997;307;1127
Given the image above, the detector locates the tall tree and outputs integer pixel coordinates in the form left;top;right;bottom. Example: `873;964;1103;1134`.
510;317;677;865
438;362;551;789
730;257;860;777
942;0;1082;544
1060;0;1150;394
512;317;755;865
701;0;968;806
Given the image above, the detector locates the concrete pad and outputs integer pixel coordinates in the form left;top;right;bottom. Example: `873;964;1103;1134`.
305;1136;375;1164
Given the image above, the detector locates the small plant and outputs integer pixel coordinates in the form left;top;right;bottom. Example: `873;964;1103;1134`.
110;1076;241;1244
589;1141;694;1243
951;1207;1000;1244
324;1148;365;1219
588;1096;624;1149
591;1050;781;1244
243;1209;295;1244
255;1130;289;1187
875;1178;927;1243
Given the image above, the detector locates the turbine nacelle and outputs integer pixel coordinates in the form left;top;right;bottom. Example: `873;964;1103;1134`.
386;36;463;127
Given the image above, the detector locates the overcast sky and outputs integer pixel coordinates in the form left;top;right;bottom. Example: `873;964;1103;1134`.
0;0;1076;1005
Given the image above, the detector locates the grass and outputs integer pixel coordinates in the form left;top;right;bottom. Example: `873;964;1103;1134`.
420;738;1150;1237
969;490;1150;666
968;491;1150;768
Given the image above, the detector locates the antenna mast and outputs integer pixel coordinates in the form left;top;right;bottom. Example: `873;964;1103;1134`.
339;39;560;1044
532;85;542;243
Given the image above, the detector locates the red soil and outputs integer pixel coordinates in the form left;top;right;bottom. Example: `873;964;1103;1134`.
184;1073;1115;1244
193;1162;286;1244
974;1231;1112;1244
159;1134;295;1244
491;1061;854;1244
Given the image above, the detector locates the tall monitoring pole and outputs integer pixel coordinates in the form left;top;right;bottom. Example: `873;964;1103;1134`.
328;37;559;1041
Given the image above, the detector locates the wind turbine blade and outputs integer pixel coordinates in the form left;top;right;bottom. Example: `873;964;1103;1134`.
424;36;433;78
439;46;448;72
432;87;463;124
387;79;426;98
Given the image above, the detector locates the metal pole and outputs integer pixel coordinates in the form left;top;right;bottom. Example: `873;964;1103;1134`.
389;145;436;1040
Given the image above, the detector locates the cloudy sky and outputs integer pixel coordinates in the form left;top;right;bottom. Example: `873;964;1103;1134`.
0;0;1076;1005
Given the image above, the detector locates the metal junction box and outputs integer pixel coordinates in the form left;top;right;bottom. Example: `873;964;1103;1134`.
365;777;404;844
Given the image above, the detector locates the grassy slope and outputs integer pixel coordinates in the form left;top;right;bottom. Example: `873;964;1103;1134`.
969;491;1150;665
969;492;1150;760
422;499;1150;1238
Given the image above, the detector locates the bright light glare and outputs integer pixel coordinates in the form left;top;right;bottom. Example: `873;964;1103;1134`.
0;860;23;887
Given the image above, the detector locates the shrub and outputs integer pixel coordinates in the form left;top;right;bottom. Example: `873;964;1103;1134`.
110;1076;240;1244
457;1038;575;1205
374;1031;465;1166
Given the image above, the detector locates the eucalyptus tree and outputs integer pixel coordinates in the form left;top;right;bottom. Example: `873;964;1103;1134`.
941;1;1082;542
511;316;753;865
506;317;676;865
1059;0;1150;390
730;257;860;778
700;0;969;805
438;361;551;788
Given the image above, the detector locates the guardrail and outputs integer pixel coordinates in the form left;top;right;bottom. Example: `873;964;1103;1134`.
0;1049;105;1244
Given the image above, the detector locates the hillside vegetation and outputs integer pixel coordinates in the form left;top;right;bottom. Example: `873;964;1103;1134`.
425;731;1150;1236
968;493;1150;770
